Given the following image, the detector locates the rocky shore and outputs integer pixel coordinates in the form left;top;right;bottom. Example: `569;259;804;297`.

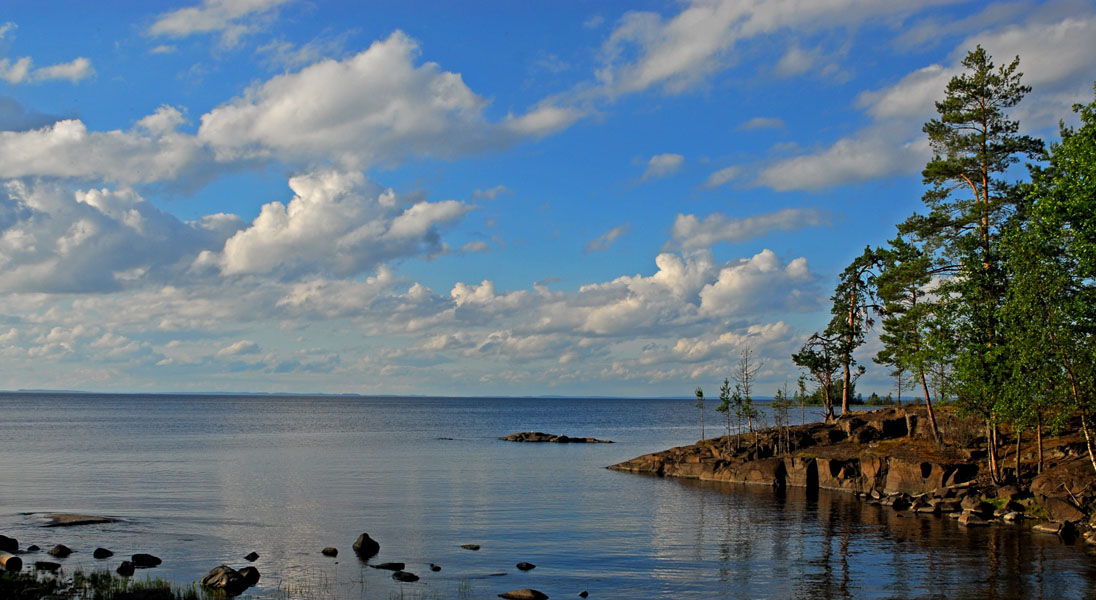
609;406;1096;540
500;432;613;443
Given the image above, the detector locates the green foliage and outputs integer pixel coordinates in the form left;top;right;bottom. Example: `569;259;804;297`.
791;333;840;421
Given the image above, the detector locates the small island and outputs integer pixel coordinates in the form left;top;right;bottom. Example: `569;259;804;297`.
500;432;613;443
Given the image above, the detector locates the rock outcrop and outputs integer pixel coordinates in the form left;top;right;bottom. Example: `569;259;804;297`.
500;432;612;443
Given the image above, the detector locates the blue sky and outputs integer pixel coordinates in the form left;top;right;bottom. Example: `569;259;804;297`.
1;0;1094;397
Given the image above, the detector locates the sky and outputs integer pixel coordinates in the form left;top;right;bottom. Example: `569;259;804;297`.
1;0;1095;397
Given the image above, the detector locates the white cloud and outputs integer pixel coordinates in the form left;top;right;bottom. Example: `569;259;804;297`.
641;153;684;181
0;22;14;39
472;185;510;200
461;240;489;253
0;56;93;84
209;170;472;279
755;132;927;191
699;249;816;317
703;165;740;188
217;340;260;356
774;44;818;77
198;31;568;169
671;209;830;249
585;223;630;253
149;0;291;47
738;117;785;130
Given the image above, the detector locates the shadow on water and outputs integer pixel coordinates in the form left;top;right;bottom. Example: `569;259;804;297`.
672;478;1096;600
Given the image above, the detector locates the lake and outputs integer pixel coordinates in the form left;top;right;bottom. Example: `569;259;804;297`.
1;393;1093;599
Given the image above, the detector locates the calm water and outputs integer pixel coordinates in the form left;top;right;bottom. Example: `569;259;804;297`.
1;393;1094;599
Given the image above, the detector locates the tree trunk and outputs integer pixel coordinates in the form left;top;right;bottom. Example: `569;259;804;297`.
1036;414;1043;475
841;361;851;416
1081;412;1096;476
986;419;1000;484
1015;429;1022;484
918;368;940;442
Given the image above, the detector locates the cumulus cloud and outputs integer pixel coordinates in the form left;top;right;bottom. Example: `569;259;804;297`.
204;170;472;279
671;209;830;249
0;56;93;84
0;181;236;293
641;153;684;181
698;249;816;316
198;31;571;169
755;132;928;191
585;223;630;253
148;0;292;47
0;109;214;185
216;339;260;356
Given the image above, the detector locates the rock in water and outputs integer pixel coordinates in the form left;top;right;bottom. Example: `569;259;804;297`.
48;544;72;557
117;561;136;576
392;571;419;582
516;562;536;571
430;563;442;572
0;535;17;553
34;561;60;572
461;543;481;551
321;547;338;557
200;565;249;595
579;592;589;598
353;533;380;559
238;566;261;587
244;551;259;561
499;590;549;600
371;562;405;571
94;547;114;559
132;553;162;568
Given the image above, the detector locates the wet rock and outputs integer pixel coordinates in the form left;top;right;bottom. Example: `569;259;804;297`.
371;562;405;571
392;571;419;582
1;552;22;571
321;547;338;557
430;563;442;572
238;566;261;587
353;533;380;559
0;534;17;553
1083;531;1096;545
34;561;60;572
132;553;162;568
26;545;39;552
200;565;249;595
41;513;119;527
1033;521;1076;537
244;551;259;562
1002;511;1022;523
579;592;589;598
117;561;136;576
516;562;536;571
499;589;549;600
48;544;72;558
461;544;481;551
94;547;114;559
958;511;989;527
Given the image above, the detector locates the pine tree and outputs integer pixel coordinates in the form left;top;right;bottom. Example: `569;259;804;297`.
825;247;878;417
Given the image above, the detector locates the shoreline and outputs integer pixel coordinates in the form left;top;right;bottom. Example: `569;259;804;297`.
608;405;1096;540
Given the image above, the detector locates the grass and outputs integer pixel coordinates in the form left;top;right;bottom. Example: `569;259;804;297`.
1;568;224;600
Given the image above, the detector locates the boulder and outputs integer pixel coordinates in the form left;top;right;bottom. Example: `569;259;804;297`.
516;561;536;571
371;562;405;571
0;535;17;553
244;551;259;562
34;561;60;572
238;566;260;587
392;571;419;582
200;565;249;595
1041;497;1084;523
48;544;72;558
461;544;481;551
579;592;589;598
94;547;114;559
499;590;550;600
132;553;162;568
26;545;39;552
1002;511;1022;523
958;511;989;527
321;547;338;557
353;533;380;559
1;552;23;571
430;563;442;572
1032;521;1076;537
117;561;136;576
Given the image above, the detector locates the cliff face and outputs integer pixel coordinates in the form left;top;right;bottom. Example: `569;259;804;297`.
608;407;1095;526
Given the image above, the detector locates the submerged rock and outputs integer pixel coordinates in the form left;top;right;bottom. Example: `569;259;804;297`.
371;562;405;571
516;562;536;571
499;589;549;600
430;563;442;571
392;571;419;582
461;544;481;551
41;513;119;527
353;533;380;559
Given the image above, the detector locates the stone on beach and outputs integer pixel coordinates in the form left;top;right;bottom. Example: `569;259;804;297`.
499;589;549;600
353;533;380;559
1;552;23;571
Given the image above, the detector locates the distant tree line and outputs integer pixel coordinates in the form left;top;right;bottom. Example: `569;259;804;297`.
790;46;1096;480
